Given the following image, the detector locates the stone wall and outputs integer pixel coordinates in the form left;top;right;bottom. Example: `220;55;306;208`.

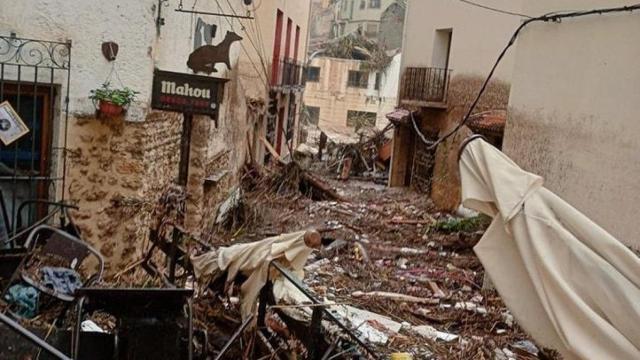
67;111;182;272
430;75;510;211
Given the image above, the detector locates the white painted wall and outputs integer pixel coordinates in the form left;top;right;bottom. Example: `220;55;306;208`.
503;0;640;247
402;0;525;81
0;0;158;120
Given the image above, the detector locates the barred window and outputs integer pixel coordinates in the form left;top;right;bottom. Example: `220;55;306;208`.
347;70;369;88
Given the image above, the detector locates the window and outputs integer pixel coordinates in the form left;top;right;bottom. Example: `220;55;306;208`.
369;0;381;9
347;110;377;128
374;72;381;90
347;70;369;88
360;0;366;9
305;106;320;125
365;22;379;38
307;66;320;82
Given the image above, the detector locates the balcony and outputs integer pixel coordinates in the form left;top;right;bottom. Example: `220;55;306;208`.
272;59;306;91
399;67;451;109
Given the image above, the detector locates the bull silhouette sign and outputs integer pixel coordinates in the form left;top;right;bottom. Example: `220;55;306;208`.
187;31;243;74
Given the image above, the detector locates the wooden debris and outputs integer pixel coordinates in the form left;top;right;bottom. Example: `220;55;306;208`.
428;281;446;298
351;291;440;305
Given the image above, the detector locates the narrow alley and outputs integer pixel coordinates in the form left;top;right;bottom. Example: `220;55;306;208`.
2;0;640;359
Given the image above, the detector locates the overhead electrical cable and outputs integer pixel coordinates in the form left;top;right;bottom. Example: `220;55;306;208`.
413;3;640;150
215;0;271;86
458;0;533;18
210;0;269;87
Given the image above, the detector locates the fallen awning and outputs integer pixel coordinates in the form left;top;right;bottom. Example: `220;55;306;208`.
459;137;640;360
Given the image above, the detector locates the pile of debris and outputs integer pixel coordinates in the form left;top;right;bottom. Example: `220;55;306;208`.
1;150;562;359
202;159;563;359
297;125;393;186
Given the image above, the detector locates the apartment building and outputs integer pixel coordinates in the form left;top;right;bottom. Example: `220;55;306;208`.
388;0;523;210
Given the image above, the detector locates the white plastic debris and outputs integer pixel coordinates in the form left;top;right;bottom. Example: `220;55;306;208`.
502;311;514;328
330;305;402;345
454;302;488;315
512;340;539;355
81;320;105;333
412;325;459;342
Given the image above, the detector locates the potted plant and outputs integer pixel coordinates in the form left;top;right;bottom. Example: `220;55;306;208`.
89;83;138;117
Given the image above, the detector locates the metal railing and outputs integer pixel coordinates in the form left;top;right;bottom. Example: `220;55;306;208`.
272;59;306;89
255;261;379;360
400;66;452;104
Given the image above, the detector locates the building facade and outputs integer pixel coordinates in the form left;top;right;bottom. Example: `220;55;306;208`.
503;0;640;247
388;0;523;210
0;0;310;270
335;0;399;41
303;54;400;139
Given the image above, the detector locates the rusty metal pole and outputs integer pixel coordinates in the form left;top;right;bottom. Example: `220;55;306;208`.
308;307;324;360
169;113;193;284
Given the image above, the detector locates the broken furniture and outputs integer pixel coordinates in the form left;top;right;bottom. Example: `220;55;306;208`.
73;288;194;360
0;311;72;360
142;220;198;286
10;225;104;302
254;262;379;360
0;197;80;290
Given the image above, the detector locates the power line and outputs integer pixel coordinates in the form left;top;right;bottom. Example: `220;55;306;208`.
458;0;532;18
415;2;640;150
216;0;271;86
210;0;269;87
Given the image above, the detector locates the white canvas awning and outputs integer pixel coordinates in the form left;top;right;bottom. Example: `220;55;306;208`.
459;138;640;360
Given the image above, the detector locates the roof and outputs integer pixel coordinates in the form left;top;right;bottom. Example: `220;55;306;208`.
467;110;507;136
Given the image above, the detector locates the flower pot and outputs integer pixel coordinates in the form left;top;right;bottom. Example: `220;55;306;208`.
98;100;123;117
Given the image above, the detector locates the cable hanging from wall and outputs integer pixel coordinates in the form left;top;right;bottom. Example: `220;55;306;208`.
412;2;640;151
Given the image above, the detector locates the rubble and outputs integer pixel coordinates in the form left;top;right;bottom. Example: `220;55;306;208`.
1;157;562;360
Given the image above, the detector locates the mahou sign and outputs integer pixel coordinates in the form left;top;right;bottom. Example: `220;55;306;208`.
151;69;228;117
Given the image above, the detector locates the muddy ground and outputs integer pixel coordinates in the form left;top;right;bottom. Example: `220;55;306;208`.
202;166;559;360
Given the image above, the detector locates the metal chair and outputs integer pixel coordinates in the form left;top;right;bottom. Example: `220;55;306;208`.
17;225;104;302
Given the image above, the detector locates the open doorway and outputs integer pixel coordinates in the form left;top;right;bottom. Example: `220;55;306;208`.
432;28;453;70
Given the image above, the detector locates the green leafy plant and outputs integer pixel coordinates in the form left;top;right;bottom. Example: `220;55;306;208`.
89;83;138;107
433;215;491;233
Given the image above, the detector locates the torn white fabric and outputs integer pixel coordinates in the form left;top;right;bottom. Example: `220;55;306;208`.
191;231;314;319
459;138;640;360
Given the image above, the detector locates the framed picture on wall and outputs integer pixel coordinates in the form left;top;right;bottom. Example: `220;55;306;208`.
0;101;29;146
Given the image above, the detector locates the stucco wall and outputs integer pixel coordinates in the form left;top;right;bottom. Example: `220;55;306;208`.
391;0;521;209
503;0;640;247
402;0;524;81
303;54;400;137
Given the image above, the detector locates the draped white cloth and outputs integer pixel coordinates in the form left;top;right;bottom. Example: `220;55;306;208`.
192;231;314;319
459;138;640;360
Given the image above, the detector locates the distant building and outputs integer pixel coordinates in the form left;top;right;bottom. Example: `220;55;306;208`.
304;0;405;140
303;53;401;138
309;0;337;53
378;1;406;50
503;0;640;247
335;0;399;41
388;0;523;210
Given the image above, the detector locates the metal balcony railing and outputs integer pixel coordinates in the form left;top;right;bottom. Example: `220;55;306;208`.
272;59;306;89
400;67;452;105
